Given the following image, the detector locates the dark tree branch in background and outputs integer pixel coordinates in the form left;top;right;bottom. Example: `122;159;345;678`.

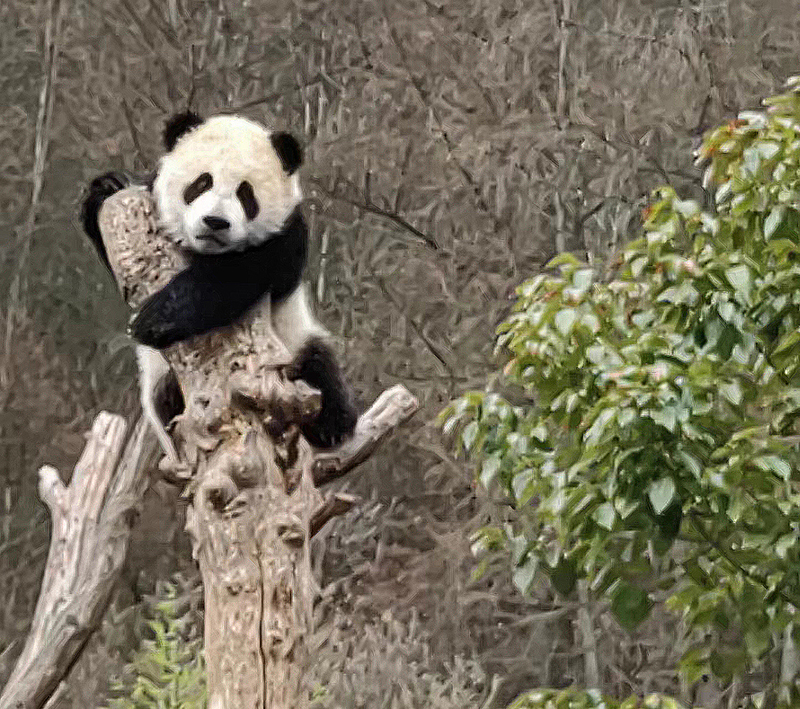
381;5;507;237
0;415;155;709
375;277;453;375
310;177;439;250
561;19;700;80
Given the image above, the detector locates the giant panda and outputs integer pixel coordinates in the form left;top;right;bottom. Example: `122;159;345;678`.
81;111;358;460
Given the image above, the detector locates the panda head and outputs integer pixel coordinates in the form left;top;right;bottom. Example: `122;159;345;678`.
153;111;303;254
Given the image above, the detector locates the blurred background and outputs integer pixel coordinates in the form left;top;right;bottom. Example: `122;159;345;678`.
2;0;800;706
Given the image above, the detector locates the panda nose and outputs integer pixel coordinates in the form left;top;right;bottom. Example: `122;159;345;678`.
203;216;230;231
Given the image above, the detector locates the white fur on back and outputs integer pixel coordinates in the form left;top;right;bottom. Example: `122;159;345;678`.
153;115;302;252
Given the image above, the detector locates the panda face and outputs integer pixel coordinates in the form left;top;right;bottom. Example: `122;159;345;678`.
153;115;302;255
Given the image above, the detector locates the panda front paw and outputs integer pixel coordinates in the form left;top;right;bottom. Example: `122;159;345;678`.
301;394;358;449
285;336;358;449
129;310;177;350
81;171;133;269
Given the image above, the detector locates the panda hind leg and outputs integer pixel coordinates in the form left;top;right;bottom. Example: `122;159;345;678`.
286;337;358;449
135;345;184;463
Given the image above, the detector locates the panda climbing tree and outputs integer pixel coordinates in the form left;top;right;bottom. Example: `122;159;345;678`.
82;111;359;460
0;112;417;709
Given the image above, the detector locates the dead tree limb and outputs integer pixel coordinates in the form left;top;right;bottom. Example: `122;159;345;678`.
0;413;155;709
92;187;417;709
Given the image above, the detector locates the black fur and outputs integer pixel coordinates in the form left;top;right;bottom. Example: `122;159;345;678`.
80;171;132;270
129;209;308;349
154;367;186;426
286;337;358;448
163;111;203;151
270;132;303;175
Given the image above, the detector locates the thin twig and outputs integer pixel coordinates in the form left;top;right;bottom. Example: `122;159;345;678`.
1;0;64;388
375;277;452;375
381;3;505;236
562;19;701;81
310;178;439;250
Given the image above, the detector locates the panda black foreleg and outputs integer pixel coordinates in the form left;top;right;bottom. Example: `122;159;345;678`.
80;171;132;271
287;337;358;449
129;263;272;348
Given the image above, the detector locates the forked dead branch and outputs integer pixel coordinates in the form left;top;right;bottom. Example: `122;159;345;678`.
0;188;416;709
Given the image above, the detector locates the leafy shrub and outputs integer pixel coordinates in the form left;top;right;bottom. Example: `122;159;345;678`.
441;78;800;697
104;579;205;709
509;688;688;709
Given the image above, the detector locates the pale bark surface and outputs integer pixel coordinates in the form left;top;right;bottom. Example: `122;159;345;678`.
0;414;154;709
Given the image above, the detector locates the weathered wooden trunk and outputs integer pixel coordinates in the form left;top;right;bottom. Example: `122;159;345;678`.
0;185;414;709
95;188;416;709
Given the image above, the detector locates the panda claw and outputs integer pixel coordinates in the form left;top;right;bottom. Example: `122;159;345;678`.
301;398;358;450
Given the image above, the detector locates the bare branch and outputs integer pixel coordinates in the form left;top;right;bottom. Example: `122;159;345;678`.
0;414;155;709
310;177;439;251
313;384;418;486
376;277;452;374
310;493;359;538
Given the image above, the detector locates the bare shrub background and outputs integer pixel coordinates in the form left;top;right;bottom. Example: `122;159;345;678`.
2;0;800;706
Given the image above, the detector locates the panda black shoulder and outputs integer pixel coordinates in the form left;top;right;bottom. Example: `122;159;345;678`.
129;208;309;349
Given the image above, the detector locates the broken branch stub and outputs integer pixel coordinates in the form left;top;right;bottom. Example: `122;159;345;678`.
0;414;155;709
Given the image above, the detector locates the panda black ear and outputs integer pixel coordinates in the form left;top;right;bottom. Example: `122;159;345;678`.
271;132;303;175
163;111;203;151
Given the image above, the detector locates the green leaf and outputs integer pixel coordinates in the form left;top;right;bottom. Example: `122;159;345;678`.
650;408;677;432
572;268;594;292
648;478;676;515
593;502;616;531
555;308;577;336
480;454;502;489
512;556;538;595
774;329;800;356
678;451;703;479
549;557;577;596
720;380;743;406
765;206;784;237
725;264;751;298
611;583;653;631
461;421;479;451
758;455;791;480
546;252;582;269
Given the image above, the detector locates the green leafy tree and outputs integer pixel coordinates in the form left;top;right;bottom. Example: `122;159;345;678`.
441;78;800;702
509;689;687;709
105;580;206;709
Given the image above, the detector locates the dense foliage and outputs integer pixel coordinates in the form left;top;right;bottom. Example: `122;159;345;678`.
510;689;687;709
442;79;800;697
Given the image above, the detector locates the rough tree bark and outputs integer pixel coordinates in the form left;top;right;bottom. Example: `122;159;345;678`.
0;413;155;709
97;188;417;709
0;187;415;709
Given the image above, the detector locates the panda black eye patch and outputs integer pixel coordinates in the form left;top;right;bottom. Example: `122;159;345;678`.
183;172;213;204
236;180;259;220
